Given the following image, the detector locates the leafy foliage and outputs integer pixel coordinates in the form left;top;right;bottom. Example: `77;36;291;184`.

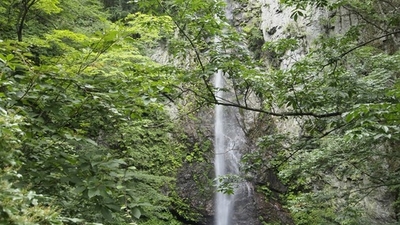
0;0;187;223
0;101;63;224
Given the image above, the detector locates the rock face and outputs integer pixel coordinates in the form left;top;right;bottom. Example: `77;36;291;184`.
175;103;294;225
174;1;295;224
175;72;293;224
259;1;398;224
259;0;360;69
175;0;398;224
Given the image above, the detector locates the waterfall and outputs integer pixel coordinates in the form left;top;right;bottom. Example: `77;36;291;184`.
214;69;245;225
214;69;232;225
214;2;250;224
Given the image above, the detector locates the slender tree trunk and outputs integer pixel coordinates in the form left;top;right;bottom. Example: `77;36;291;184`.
16;0;36;42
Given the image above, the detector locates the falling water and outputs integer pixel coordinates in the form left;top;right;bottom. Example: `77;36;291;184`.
214;68;246;225
214;1;250;224
214;69;231;225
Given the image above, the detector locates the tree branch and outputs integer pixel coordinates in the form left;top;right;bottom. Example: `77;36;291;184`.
323;30;400;67
339;30;400;58
214;100;342;118
155;0;217;102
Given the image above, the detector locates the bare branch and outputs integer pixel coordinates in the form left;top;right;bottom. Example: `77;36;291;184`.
214;100;342;118
323;30;400;68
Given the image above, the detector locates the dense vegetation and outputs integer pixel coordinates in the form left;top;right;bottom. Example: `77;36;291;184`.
0;0;186;224
0;0;399;224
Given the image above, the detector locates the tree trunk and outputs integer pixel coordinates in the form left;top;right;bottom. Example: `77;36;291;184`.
17;0;36;42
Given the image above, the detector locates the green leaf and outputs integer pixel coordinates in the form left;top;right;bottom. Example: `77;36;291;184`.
103;31;119;42
132;207;141;219
6;54;14;61
73;186;86;194
88;188;101;199
101;207;113;221
85;138;98;146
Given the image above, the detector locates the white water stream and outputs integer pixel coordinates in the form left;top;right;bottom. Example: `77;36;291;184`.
214;69;246;225
214;2;250;224
214;69;233;225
